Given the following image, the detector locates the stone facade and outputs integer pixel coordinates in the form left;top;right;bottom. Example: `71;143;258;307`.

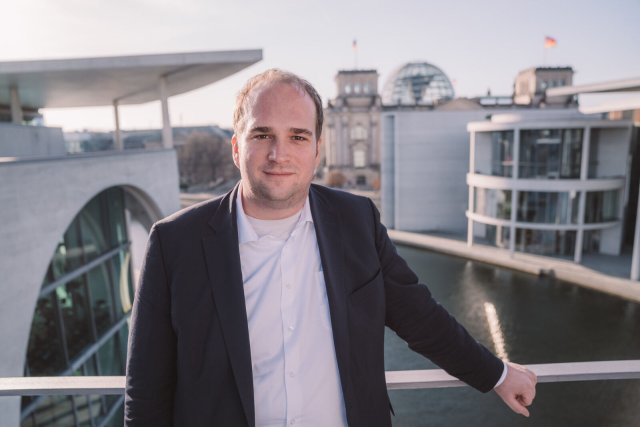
323;70;381;189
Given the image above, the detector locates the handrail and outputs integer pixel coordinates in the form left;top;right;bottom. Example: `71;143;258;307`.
1;360;639;397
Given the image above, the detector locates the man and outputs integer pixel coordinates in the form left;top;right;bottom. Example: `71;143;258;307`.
125;69;536;426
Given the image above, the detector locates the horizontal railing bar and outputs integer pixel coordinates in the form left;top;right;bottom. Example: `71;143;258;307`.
1;360;639;396
0;376;124;396
385;360;640;390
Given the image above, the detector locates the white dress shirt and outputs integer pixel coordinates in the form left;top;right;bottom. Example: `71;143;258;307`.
236;191;348;427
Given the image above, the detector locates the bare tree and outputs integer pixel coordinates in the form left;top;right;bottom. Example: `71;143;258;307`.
177;131;238;189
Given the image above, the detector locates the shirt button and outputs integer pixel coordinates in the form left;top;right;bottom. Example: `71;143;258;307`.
290;419;296;426
288;325;295;331
285;283;292;289
289;371;295;378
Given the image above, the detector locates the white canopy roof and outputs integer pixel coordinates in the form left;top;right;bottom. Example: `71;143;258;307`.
0;49;262;108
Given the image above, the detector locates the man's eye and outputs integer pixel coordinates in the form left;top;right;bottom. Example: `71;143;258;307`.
255;134;271;140
291;135;307;142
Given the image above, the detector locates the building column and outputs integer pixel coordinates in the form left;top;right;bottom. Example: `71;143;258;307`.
574;127;591;263
159;77;173;149
113;100;123;151
509;128;520;255
467;131;476;247
10;87;23;124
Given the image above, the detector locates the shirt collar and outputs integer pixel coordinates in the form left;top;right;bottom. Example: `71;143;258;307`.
236;185;314;245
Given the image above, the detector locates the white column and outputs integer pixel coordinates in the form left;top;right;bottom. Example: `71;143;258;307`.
113;100;123;151
509;128;520;255
631;183;640;281
159;77;173;149
574;127;591;263
467;131;476;247
10;87;23;124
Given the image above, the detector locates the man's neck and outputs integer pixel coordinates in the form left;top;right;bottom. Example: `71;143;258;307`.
240;184;308;220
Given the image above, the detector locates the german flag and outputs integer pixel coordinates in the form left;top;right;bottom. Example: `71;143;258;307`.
544;36;557;48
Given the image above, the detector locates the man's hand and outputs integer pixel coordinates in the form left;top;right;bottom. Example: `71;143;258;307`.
494;362;537;417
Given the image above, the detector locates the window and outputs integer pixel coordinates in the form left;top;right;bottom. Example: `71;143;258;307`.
474;188;511;219
585;190;619;223
517;191;579;224
22;188;135;426
350;125;367;140
519;129;582;179
353;149;366;168
490;131;514;177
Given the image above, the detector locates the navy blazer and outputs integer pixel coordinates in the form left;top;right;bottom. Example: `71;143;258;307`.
125;183;503;427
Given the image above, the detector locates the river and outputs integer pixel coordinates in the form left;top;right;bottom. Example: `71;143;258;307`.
384;245;640;426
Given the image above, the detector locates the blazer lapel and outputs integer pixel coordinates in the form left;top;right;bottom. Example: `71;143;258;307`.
309;186;354;414
202;184;255;427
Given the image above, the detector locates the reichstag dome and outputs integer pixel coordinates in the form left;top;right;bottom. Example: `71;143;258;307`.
382;62;455;106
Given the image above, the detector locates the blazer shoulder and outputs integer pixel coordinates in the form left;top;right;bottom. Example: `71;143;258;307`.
153;191;228;235
310;184;375;212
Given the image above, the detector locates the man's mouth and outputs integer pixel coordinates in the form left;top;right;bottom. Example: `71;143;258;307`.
264;170;294;176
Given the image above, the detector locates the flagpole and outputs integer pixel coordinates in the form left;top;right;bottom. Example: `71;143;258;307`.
352;39;358;69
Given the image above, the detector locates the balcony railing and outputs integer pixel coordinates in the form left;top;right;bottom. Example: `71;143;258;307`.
2;360;639;397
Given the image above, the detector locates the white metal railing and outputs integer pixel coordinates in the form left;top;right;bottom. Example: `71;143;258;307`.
1;360;639;397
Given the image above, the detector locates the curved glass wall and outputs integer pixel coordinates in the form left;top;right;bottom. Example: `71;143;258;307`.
519;129;582;179
22;187;134;427
517;191;579;224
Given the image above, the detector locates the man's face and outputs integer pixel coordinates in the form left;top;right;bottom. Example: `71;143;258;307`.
231;82;321;218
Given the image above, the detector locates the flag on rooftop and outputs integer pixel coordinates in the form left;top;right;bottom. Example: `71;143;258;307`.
544;36;557;48
352;39;357;50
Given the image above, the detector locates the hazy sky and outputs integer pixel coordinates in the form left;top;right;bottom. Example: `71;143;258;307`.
3;0;639;131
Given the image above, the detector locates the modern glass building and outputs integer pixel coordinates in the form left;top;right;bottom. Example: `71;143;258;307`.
467;113;632;260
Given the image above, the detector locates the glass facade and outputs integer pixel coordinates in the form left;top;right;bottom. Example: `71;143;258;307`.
516;229;576;256
22;187;134;427
491;131;514;177
585;190;619;223
517;191;579;224
519;129;582;179
474;188;511;219
482;224;510;249
472;124;626;258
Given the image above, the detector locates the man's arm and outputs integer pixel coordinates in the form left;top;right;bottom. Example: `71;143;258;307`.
370;200;537;413
124;224;177;426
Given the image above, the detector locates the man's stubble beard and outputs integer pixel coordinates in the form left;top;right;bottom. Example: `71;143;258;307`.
245;170;312;212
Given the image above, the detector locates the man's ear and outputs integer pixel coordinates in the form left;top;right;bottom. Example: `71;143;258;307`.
231;134;240;169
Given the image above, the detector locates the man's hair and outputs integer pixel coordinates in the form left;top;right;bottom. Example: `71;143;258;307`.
233;69;324;140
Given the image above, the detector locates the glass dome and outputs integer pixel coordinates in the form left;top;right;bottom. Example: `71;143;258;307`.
382;62;455;106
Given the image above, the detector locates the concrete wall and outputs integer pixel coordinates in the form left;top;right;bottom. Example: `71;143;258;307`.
594;127;631;179
0;124;66;158
0;149;180;426
381;109;501;233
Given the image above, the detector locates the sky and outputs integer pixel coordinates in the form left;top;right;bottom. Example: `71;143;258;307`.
2;0;640;132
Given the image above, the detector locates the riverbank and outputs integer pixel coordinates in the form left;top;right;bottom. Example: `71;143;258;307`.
389;229;640;304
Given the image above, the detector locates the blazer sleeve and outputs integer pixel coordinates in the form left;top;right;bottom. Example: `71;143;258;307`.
124;224;177;425
371;200;503;392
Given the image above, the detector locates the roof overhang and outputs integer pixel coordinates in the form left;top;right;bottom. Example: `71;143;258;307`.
546;77;640;97
0;49;262;109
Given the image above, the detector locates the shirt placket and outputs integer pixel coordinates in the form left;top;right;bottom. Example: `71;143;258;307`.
280;225;302;426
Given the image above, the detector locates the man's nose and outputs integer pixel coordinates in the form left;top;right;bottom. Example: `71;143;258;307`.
267;138;289;162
